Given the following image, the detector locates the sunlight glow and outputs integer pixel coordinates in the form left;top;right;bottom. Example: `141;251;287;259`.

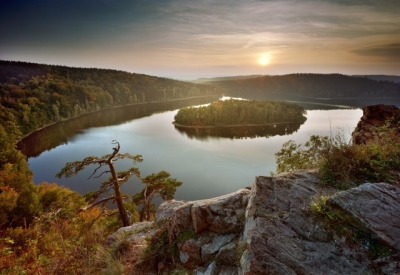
257;53;271;66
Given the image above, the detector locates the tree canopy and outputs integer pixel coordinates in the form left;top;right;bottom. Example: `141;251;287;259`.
0;60;222;136
133;170;182;222
174;99;306;126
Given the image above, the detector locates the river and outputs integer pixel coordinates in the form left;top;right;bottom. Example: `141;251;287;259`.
20;97;363;202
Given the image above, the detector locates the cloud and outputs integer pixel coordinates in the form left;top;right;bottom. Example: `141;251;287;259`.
351;43;400;62
0;0;399;77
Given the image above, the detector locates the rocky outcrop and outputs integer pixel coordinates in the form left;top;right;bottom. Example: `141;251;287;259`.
241;171;372;275
160;188;250;272
352;104;400;144
106;171;400;275
165;188;250;239
327;182;400;251
104;105;400;274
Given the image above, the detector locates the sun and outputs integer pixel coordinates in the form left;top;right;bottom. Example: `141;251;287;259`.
257;53;271;66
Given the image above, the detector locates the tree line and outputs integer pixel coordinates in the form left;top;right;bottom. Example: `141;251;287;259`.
174;99;306;126
207;73;400;104
0;60;200;273
0;60;222;136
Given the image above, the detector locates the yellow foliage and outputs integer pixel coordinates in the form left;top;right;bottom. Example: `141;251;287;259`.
0;186;18;225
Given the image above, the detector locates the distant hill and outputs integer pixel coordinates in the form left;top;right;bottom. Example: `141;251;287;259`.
205;73;400;107
0;61;222;135
354;75;400;83
195;75;261;83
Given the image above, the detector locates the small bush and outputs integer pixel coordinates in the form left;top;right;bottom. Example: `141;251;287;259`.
275;121;400;190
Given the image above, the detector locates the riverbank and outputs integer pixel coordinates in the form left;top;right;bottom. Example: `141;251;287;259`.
19;94;223;141
172;120;303;128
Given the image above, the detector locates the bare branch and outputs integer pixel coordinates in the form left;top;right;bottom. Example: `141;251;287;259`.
93;170;111;179
88;162;106;179
79;195;128;212
79;196;115;212
107;140;120;163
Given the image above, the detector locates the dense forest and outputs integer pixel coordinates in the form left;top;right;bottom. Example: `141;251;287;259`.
174;99;306;126
206;74;400;106
0;60;222;136
0;61;222;273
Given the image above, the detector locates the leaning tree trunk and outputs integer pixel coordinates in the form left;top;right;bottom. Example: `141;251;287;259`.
107;143;130;227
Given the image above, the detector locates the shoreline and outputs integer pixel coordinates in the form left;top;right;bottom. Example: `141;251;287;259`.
19;94;223;141
172;121;303;129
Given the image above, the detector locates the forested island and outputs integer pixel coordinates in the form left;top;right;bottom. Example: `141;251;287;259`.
173;99;306;127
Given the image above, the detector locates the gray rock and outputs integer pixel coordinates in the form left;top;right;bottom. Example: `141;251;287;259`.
109;164;400;274
191;188;250;234
327;182;400;251
168;188;250;239
204;261;218;275
104;221;153;246
241;171;372;275
169;201;195;238
154;199;186;227
216;241;237;265
178;238;203;269
201;234;236;261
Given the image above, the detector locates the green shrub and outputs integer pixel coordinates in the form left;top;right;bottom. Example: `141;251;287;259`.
275;121;400;190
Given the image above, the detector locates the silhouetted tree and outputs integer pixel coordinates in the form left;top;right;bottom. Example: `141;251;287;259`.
56;140;142;227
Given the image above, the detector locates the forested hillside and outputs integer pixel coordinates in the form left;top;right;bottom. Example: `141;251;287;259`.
207;74;400;106
0;61;222;136
0;61;222;273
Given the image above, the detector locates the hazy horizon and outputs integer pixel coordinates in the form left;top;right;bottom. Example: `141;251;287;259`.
1;0;399;80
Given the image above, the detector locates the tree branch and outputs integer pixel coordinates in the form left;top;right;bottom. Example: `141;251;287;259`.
88;162;107;179
78;195;126;212
93;170;111;179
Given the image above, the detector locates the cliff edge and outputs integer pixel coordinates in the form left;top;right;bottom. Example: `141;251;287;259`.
106;171;400;274
106;105;400;274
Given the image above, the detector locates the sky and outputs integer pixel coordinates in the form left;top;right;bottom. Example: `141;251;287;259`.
1;0;399;80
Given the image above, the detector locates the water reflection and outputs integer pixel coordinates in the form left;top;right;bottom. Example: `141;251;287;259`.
18;96;220;158
174;123;304;141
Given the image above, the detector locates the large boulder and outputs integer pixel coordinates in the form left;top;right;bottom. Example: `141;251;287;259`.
190;188;250;234
241;171;372;275
352;104;400;145
154;199;186;227
168;188;250;238
327;182;400;251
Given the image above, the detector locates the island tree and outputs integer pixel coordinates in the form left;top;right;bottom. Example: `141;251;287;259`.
174;99;306;127
56;140;143;227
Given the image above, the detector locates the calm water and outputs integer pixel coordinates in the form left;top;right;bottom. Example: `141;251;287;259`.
22;98;363;202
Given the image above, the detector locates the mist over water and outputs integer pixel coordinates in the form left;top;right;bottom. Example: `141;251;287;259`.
22;98;363;202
